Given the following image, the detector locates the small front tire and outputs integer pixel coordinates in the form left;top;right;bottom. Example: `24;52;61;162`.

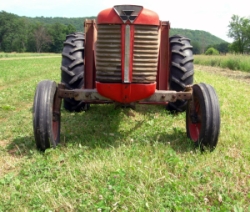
186;83;220;150
33;80;60;151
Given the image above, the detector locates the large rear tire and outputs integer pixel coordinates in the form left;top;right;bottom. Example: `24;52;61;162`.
167;35;194;113
33;80;60;151
61;32;88;112
186;83;220;150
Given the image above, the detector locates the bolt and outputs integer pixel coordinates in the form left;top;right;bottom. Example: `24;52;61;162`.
172;95;177;101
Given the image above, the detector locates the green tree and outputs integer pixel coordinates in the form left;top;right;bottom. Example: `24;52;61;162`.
0;11;28;52
216;42;229;53
228;14;250;53
205;47;219;55
48;23;76;53
205;42;229;54
192;41;201;54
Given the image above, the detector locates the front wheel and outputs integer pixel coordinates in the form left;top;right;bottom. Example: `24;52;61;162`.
186;83;220;150
33;80;61;151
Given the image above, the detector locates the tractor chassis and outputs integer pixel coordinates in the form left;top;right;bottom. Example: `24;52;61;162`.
55;83;193;107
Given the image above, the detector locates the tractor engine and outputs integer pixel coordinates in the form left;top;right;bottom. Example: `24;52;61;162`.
94;5;162;103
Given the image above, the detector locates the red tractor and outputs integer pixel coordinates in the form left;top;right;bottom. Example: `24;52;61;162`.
33;5;220;151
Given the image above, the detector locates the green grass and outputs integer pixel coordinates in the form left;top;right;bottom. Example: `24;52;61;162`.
0;55;250;211
0;52;60;59
194;54;250;72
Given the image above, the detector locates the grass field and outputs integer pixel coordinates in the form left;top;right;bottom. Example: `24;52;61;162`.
0;55;250;211
0;52;60;59
194;54;250;72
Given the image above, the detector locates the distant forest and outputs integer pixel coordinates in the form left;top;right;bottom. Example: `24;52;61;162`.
0;11;229;54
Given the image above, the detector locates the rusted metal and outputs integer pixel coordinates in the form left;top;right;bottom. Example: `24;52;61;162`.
139;89;192;104
74;89;111;101
84;19;97;88
157;21;170;90
58;89;79;99
57;83;111;103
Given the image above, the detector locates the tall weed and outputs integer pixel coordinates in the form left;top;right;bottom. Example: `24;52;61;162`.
194;54;250;72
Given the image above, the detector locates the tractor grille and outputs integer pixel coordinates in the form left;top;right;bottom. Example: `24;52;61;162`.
96;24;159;83
133;25;159;83
96;25;122;82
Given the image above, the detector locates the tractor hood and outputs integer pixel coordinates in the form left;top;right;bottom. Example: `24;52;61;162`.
97;5;159;25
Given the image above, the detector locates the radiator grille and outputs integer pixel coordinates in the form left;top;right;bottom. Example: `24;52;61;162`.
96;25;122;82
133;25;159;83
95;24;159;83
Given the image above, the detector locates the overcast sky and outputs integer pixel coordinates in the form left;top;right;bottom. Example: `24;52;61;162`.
1;0;250;42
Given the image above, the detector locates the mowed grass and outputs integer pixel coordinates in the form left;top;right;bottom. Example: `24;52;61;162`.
194;54;250;72
0;55;250;211
0;52;60;59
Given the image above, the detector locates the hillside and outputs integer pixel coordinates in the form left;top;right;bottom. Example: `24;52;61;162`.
170;28;225;48
24;16;95;33
0;10;226;53
25;16;226;47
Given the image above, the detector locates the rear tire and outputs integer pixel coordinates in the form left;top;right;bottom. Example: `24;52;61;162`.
167;35;194;113
61;32;89;112
33;80;60;151
186;83;220;150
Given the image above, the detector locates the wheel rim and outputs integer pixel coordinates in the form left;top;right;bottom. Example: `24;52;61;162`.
52;119;59;141
188;99;201;142
52;104;59;142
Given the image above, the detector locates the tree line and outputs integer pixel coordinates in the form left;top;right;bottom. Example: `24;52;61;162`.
0;11;76;53
26;16;95;32
1;11;248;54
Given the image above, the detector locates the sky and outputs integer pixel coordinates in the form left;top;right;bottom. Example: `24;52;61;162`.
1;0;250;42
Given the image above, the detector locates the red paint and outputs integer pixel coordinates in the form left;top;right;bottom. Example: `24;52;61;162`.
157;21;170;90
96;82;156;103
84;19;96;89
97;8;123;24
92;6;168;103
97;6;159;25
52;121;59;141
188;101;201;142
188;122;201;141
